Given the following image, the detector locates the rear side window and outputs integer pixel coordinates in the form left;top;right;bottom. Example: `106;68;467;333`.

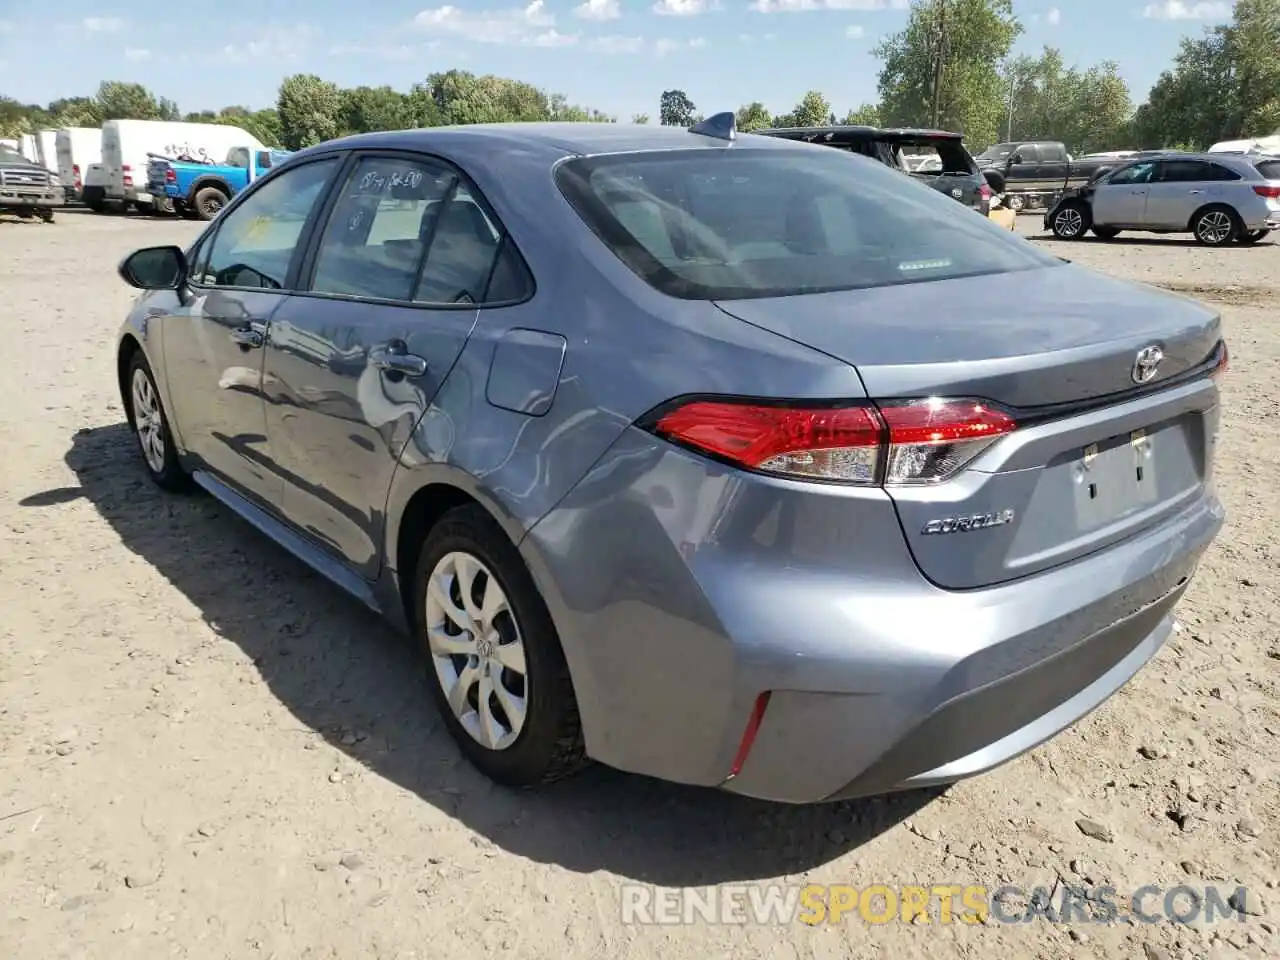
1159;160;1217;182
1253;159;1280;179
555;147;1058;300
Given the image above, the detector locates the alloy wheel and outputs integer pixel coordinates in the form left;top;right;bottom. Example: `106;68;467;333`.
1054;207;1083;238
424;551;528;751
131;367;167;474
1195;210;1233;245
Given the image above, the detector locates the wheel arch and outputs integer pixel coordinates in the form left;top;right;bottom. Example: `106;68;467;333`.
1186;201;1241;234
187;176;232;202
117;334;144;428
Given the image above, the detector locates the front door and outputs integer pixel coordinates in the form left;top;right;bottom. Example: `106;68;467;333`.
261;151;520;577
160;155;343;508
1090;159;1158;226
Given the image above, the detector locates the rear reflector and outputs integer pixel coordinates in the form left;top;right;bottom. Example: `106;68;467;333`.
1212;340;1229;381
727;692;771;779
650;397;1016;486
1253;185;1280;199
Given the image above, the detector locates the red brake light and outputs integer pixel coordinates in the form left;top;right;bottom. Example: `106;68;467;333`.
978;182;993;200
1212;340;1229;381
727;692;771;779
165;168;177;183
1253;185;1280;198
72;164;80;175
650;397;1016;485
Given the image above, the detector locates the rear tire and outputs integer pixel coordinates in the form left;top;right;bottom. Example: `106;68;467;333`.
411;504;587;788
126;351;191;492
193;186;229;221
1091;226;1121;240
38;208;55;223
1050;199;1091;240
1191;205;1240;247
1236;229;1269;245
132;201;151;216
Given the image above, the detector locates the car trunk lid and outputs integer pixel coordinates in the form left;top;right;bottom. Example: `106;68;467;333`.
713;264;1224;589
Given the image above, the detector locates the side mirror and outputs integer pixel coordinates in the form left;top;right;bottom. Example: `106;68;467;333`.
1009;153;1023;165
119;245;187;290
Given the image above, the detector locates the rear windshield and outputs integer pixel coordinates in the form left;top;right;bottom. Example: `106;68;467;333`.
555;147;1057;300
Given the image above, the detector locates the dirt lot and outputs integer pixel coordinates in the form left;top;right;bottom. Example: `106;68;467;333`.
1;210;1277;960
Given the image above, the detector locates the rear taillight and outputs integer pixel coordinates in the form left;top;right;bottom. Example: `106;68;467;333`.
72;163;81;188
165;168;176;184
1253;185;1280;199
1212;340;1229;381
978;182;993;200
650;397;1015;486
122;164;133;186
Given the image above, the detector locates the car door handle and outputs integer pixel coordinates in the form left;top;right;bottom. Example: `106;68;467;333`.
369;342;427;378
229;322;265;349
1188;189;1204;195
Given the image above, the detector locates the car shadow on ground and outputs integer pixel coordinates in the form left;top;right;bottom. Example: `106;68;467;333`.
26;421;943;886
1029;231;1274;248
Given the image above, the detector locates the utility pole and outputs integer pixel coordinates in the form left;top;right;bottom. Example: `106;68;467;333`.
1006;67;1016;141
931;0;948;129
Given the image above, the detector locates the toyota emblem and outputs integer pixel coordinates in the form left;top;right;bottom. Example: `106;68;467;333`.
1132;345;1163;384
951;188;963;199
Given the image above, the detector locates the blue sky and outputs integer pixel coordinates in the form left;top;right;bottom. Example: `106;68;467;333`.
0;0;1239;121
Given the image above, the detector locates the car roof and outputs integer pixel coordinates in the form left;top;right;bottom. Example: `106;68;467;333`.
761;124;965;143
289;122;817;167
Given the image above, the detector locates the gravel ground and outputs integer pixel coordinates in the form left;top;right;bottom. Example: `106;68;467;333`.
1;209;1277;960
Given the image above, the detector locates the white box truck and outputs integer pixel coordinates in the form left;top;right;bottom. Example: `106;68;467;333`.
99;119;265;214
55;127;103;202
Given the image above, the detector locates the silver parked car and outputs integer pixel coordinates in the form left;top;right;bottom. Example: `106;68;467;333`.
114;117;1227;804
1046;152;1280;245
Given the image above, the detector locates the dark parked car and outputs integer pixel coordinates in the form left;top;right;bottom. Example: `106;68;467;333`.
758;124;992;216
1045;152;1280;245
975;140;1114;210
0;144;64;222
113;116;1225;804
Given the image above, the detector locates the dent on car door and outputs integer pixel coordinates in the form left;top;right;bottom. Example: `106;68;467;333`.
160;156;343;508
261;152;514;577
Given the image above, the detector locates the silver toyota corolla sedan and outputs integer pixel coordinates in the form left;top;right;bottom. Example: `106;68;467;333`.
113;117;1227;804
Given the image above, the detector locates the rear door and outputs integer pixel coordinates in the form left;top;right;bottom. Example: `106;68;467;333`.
261;150;521;576
1144;159;1229;228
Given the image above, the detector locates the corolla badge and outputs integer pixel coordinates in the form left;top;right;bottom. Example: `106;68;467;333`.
951;188;963;199
1132;345;1163;384
921;509;1015;535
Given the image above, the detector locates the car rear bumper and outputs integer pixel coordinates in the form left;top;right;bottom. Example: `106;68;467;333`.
520;424;1224;804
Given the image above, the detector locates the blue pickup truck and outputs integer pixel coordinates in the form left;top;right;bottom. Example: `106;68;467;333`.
147;146;293;220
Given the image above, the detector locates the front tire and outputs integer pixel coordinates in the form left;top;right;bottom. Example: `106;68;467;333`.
1051;200;1091;240
127;352;191;491
1191;206;1240;247
412;504;586;788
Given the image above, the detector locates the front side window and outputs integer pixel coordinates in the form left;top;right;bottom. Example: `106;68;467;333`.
1106;161;1158;185
199;158;339;289
310;156;459;302
555;146;1059;300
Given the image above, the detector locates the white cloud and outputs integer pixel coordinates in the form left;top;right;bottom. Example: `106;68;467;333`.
82;16;124;32
751;0;903;9
586;33;704;54
413;1;560;44
652;0;711;15
845;23;864;36
1141;0;1230;19
1046;6;1061;24
220;24;318;63
574;0;621;19
124;47;151;61
530;28;579;45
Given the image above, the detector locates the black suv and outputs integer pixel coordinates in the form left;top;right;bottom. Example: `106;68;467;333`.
756;125;991;216
0;144;63;222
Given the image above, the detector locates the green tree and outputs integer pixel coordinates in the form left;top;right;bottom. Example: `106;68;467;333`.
1133;0;1280;149
340;85;413;135
659;89;696;127
735;101;772;132
842;103;882;126
773;90;832;128
1001;48;1133;153
94;81;169;121
423;70;550;125
631;113;650;124
277;74;344;149
875;0;1022;149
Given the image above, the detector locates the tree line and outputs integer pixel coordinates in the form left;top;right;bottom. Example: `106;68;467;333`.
2;0;1276;155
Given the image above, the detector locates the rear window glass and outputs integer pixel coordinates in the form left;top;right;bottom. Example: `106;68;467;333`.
555;147;1057;300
